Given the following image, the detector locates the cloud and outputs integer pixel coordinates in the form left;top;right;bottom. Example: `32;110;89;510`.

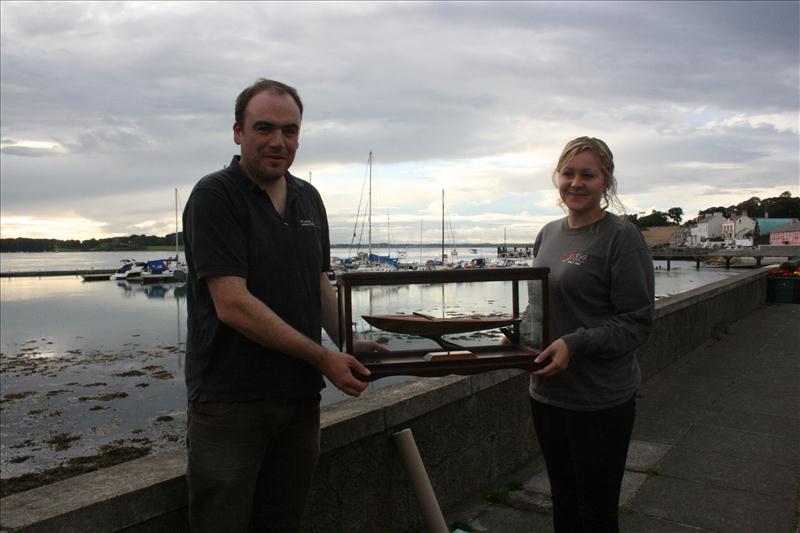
0;1;797;243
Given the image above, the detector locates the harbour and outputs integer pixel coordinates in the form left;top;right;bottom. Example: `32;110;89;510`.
0;247;765;488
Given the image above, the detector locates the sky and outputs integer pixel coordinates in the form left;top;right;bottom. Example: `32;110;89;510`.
1;1;798;246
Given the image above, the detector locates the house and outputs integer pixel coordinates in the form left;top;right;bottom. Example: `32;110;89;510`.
754;218;795;245
769;220;800;245
670;226;691;247
688;212;727;246
722;215;756;247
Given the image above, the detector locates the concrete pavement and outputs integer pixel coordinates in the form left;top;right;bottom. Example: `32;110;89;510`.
447;302;799;533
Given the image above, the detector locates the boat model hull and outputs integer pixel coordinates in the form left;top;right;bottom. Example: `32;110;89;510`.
362;313;520;336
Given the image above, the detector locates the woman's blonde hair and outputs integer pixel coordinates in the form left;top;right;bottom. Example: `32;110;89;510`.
552;136;625;214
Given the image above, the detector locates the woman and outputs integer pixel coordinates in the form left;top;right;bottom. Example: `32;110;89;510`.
530;136;654;532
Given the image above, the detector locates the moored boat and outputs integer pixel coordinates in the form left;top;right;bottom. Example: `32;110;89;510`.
110;259;147;281
139;256;186;283
81;272;112;282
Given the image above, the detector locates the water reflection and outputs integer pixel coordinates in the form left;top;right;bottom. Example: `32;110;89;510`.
0;276;189;480
115;280;186;300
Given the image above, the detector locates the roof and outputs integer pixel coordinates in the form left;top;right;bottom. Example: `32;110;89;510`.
771;221;800;233
754;218;795;235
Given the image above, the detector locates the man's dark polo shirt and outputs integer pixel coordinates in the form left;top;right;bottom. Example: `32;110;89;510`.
183;156;330;402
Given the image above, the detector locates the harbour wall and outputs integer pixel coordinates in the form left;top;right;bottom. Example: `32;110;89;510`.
0;268;769;533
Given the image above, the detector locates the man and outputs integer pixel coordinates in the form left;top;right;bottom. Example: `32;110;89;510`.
183;79;385;532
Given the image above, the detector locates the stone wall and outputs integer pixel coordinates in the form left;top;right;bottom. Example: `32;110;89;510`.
0;269;768;533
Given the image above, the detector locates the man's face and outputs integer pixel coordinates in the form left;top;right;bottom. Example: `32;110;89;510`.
233;91;301;184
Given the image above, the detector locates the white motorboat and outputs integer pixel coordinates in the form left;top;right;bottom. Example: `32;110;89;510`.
110;259;147;281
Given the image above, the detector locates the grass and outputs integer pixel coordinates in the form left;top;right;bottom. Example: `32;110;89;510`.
485;487;511;506
484;480;525;506
618;504;637;515
507;480;524;491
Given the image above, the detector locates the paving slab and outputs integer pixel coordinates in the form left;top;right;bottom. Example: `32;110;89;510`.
697;408;798;439
673;423;797;466
629;474;796;533
711;388;799;419
631;415;693;445
657;447;797;497
625;440;671;472
618;512;708;532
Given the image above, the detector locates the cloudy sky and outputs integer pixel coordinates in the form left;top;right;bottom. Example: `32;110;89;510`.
1;1;798;245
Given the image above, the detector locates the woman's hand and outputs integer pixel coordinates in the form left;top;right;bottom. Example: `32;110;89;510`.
531;338;571;377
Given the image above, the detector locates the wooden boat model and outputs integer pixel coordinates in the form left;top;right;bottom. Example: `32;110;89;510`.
362;312;520;336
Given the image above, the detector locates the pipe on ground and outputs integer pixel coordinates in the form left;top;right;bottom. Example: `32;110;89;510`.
393;428;449;533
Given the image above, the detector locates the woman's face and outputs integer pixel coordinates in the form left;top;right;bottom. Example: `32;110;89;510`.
557;150;606;218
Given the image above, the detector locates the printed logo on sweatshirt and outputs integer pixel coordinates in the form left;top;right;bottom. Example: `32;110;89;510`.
561;251;588;266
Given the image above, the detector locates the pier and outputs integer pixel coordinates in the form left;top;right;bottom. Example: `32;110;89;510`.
0;269;116;278
652;244;800;269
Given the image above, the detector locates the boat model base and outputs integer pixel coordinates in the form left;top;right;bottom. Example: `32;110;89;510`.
352;344;545;381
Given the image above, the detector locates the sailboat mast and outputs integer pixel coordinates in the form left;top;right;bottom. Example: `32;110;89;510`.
387;213;390;259
174;188;179;259
420;219;423;264
441;190;445;263
368;151;372;259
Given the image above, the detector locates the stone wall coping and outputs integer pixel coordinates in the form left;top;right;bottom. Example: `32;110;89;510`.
653;267;767;318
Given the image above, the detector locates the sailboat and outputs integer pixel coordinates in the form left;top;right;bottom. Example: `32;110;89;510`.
426;190;459;268
141;188;187;283
343;152;398;272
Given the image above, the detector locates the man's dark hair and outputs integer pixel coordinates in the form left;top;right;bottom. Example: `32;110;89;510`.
235;79;303;126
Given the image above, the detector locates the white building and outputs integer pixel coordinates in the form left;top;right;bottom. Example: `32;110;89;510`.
722;215;756;246
695;212;727;243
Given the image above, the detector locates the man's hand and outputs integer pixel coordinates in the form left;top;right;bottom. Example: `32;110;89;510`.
318;350;372;397
531;338;571;377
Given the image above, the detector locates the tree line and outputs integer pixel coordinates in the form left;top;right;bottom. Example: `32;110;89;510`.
627;192;798;229
0;233;183;253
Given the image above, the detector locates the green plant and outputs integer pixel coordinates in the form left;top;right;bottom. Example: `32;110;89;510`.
618;504;636;515
507;480;524;491
485;487;511;505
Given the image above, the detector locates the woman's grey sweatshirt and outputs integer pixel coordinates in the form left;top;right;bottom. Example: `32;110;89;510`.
528;213;655;410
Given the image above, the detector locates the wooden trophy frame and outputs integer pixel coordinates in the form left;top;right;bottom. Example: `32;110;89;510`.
336;267;550;381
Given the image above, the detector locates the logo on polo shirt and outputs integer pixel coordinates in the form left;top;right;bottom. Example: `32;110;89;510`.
299;219;317;227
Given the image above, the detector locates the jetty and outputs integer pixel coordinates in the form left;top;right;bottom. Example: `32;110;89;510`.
652;244;799;269
0;269;116;278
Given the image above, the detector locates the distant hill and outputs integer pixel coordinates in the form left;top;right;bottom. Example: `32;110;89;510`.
0;234;183;253
638;226;675;247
